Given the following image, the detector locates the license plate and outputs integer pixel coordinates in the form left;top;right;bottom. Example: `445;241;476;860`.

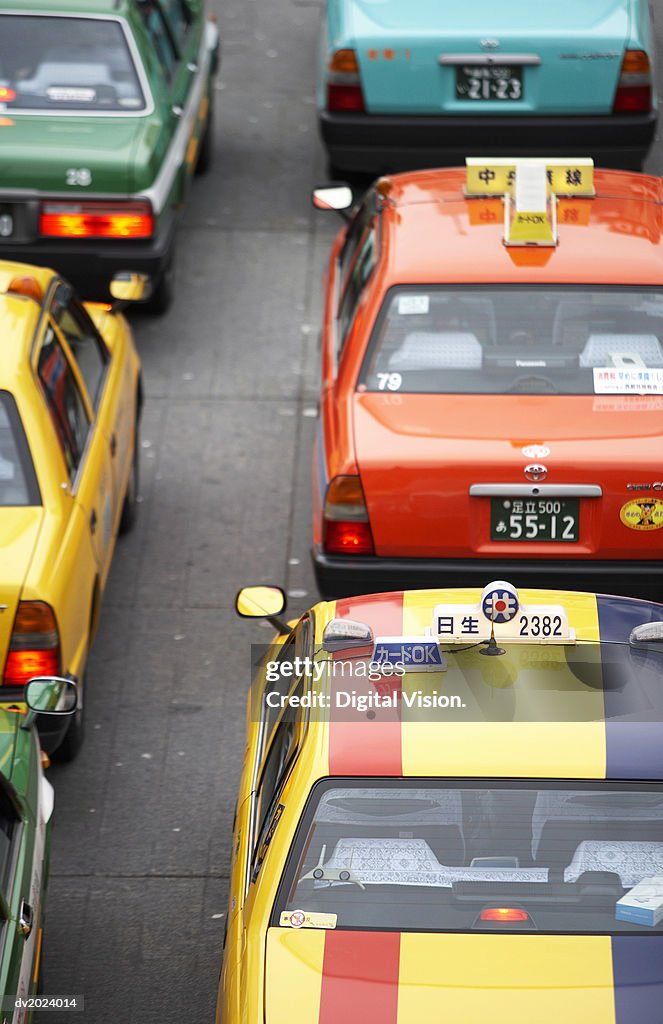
491;498;579;542
456;65;523;101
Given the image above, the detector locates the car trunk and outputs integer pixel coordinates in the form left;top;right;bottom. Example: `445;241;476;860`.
353;393;663;559
265;927;626;1021
0;115;146;193
351;0;628;115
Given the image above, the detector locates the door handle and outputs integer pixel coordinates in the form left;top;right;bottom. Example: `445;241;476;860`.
110;433;117;457
172;104;183;118
90;509;97;534
18;900;33;938
187;61;198;72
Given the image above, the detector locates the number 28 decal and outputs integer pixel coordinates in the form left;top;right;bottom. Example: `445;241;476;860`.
65;168;92;186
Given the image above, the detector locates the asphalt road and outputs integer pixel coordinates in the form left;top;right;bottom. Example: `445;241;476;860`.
41;2;663;1022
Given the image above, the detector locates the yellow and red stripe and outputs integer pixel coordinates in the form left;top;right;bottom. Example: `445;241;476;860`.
329;592;404;775
267;928;661;1023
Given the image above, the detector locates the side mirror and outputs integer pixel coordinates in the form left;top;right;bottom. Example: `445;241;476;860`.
236;586;287;619
312;186;354;214
109;271;152;303
25;677;78;715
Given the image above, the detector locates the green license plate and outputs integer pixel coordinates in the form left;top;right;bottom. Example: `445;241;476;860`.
491;497;579;542
456;65;523;101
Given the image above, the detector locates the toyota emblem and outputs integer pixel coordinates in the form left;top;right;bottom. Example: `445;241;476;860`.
524;464;548;482
480;38;500;49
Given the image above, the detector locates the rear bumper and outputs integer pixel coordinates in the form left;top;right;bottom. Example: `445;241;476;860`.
312;548;663;600
0;209;176;300
320;110;658;173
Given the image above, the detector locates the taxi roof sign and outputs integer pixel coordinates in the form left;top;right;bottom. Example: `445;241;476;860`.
433;581;576;645
465;157;595;198
504;161;557;247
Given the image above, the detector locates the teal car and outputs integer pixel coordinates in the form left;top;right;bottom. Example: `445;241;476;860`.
0;678;76;1019
0;0;220;312
318;0;657;175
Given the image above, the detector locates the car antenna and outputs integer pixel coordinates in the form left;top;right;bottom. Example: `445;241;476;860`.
481;610;505;657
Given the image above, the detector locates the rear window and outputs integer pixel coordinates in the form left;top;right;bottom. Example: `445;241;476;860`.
275;779;663;934
0;392;40;507
359;286;663;396
0;15;146;112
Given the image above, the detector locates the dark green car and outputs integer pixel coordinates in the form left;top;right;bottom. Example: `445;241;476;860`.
0;0;220;312
0;678;76;1021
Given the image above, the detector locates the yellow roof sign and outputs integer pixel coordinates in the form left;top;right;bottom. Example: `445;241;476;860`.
466;157;595;198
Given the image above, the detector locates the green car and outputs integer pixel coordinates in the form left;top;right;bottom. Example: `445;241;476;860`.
0;0;220;312
0;677;76;1020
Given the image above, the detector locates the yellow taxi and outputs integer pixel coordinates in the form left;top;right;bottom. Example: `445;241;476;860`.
0;260;142;759
218;581;663;1023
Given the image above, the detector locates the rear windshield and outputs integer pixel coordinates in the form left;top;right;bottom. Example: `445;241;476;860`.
0;392;40;507
0;15;146;113
275;779;663;934
359;287;663;396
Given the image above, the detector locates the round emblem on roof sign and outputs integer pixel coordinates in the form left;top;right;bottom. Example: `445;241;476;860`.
524;463;548;482
481;581;520;623
521;444;550;459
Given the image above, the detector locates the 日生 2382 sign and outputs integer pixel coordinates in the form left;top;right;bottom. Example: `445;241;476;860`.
432;603;576;644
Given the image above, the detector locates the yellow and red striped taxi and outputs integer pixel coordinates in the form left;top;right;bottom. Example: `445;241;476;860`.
218;581;663;1023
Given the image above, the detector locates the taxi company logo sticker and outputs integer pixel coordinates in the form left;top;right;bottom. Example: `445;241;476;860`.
620;499;663;531
481;582;519;624
280;910;337;930
521;444;550;459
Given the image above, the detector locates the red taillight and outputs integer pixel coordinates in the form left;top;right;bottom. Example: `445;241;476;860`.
327;84;365;113
613;50;652;114
324;519;374;554
323;475;374;555
3;601;60;687
39;201;153;239
479;908;529;922
0;87;16;103
327;48;365;114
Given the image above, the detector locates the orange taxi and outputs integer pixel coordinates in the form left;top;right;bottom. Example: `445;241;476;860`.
311;159;663;598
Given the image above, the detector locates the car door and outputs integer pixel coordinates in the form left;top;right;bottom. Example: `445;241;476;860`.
36;320;114;584
0;765;40;1022
50;285;132;538
136;0;202;194
159;0;209;187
